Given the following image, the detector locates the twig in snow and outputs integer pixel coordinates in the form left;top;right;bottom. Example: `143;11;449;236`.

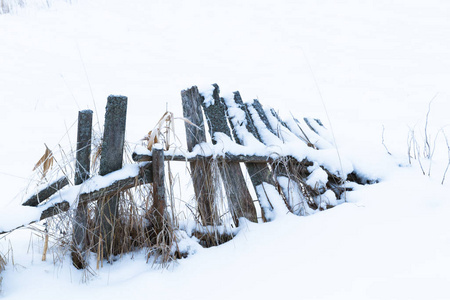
382;125;392;156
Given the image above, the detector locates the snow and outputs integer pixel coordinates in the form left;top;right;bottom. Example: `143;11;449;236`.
306;166;328;190
1;0;450;299
198;84;215;108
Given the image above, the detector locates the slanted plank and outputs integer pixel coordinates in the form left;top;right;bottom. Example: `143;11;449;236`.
201;84;257;225
246;102;315;213
251;99;276;135
269;108;289;131
181;86;218;226
22;176;69;207
223;91;279;221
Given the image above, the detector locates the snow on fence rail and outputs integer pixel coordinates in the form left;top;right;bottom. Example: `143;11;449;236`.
0;84;375;269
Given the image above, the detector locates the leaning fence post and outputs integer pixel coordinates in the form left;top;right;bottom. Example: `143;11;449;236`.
72;109;93;269
181;86;218;226
98;95;127;260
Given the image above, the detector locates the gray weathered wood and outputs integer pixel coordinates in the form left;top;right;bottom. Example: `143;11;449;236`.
98;95;128;259
230;92;275;187
303;117;322;135
22;176;69;207
201;84;257;225
285;115;317;149
270;108;289;131
74;110;93;185
231;91;262;142
251;99;276;135
148;145;166;237
181;86;218;226
80;166;152;203
223;91;279;221
246;104;316;209
72;109;93;269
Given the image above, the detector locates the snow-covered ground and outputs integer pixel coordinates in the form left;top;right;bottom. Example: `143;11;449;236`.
1;0;450;299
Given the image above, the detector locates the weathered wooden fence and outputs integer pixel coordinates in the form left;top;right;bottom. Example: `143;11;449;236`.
2;84;370;268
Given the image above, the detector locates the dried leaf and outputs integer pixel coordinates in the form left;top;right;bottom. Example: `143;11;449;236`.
33;144;54;178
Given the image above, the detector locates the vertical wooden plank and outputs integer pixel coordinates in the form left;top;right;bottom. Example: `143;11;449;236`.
98;95;127;259
75;110;93;185
72;109;93;269
99;96;127;176
149;144;166;237
181;86;218;226
201;84;257;225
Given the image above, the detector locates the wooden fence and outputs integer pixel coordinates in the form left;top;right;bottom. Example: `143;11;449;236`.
3;84;370;268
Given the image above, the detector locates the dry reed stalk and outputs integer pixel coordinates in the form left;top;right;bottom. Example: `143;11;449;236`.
42;233;49;261
144;111;198;151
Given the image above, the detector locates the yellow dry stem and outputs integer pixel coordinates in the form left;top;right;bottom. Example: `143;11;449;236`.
42;233;49;261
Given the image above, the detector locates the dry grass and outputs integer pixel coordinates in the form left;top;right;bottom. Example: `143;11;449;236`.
0;252;6;292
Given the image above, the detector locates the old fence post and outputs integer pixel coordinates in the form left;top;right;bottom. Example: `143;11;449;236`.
201;84;257;225
148;144;166;239
181;86;218;226
98;95;127;260
72;109;93;269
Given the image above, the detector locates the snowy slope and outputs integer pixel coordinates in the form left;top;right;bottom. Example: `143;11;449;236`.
0;0;450;299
